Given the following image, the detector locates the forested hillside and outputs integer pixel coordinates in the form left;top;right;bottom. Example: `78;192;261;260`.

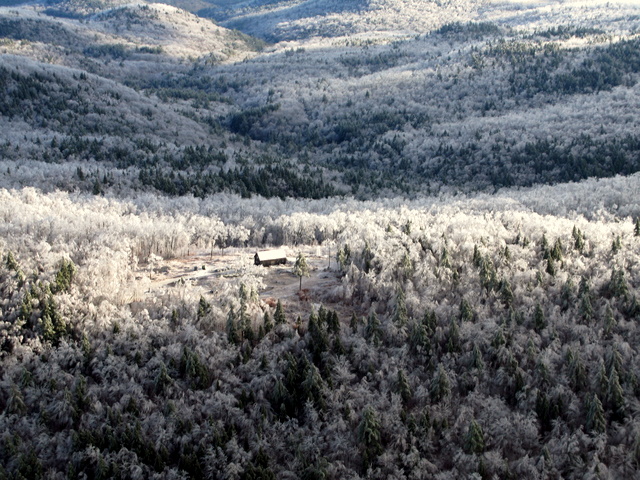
2;1;640;198
3;0;640;478
1;176;640;478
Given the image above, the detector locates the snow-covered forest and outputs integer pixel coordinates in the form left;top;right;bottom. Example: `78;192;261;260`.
3;0;640;478
2;1;640;198
2;175;640;479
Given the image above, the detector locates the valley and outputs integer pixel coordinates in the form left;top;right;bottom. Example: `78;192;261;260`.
1;1;640;478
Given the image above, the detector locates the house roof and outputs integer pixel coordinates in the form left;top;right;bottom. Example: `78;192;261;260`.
255;249;287;261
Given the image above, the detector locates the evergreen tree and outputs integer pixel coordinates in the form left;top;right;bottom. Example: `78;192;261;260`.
440;246;451;269
350;313;359;334
294;252;310;291
327;310;340;334
263;311;273;333
393;287;408;326
5;251;19;271
500;278;514;307
560;278;574;311
307;310;328;363
430;365;451;402
534;303;546;332
611;235;622;255
551;238;563;261
358;406;382;472
365;311;382;345
362;241;374;273
53;259;76;293
604;306;616;338
396;369;412;404
473;244;482;268
226;306;238;344
460;298;474;322
596;359;609;400
580;293;593;322
573;225;585;252
586;394;606;435
546;257;556;277
196;296;211;321
274;300;286;325
567;349;586;392
472;344;485;370
447;318;460;353
409;320;429;356
465;419;485;455
541;234;550;259
608;368;626;420
400;251;414;279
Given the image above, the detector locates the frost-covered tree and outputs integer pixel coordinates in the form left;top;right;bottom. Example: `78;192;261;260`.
293;252;310;291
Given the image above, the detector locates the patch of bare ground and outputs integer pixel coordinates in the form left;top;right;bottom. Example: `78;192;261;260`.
145;248;349;323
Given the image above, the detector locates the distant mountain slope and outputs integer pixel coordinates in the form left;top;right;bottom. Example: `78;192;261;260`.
2;1;640;200
87;3;264;59
200;0;485;40
191;0;640;41
0;3;264;69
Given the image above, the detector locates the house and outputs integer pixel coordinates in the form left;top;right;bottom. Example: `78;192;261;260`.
254;249;287;266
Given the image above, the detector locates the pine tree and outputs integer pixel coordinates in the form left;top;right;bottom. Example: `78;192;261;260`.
566;349;586;392
53;259;76;293
586;394;606;435
5;251;19;271
362;241;374;273
560;278;574;311
534;303;546;332
423;309;437;335
465;419;485;455
447;318;460;353
608;368;626;420
226;306;238;344
196;296;211;321
396;369;412;404
603;306;616;338
472;344;485;370
500;278;514;307
440;246;451;269
393;287;408;326
293;252;310;290
409;320;429;356
541;234;550;259
274;300;286;325
551;238;563;261
430;365;451;402
596;359;608;400
635;218;640;237
546;257;556;277
327;310;340;334
350;313;359;334
263;311;273;333
579;296;593;323
460;298;474;322
473;244;482;267
358;406;382;471
607;268;629;300
365;311;382;345
301;360;325;409
401;251;414;279
573;225;585;252
611;235;622;255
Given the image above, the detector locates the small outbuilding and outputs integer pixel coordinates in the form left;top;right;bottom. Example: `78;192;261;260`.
254;249;287;266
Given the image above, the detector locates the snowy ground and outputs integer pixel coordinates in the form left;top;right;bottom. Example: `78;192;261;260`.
147;247;347;322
